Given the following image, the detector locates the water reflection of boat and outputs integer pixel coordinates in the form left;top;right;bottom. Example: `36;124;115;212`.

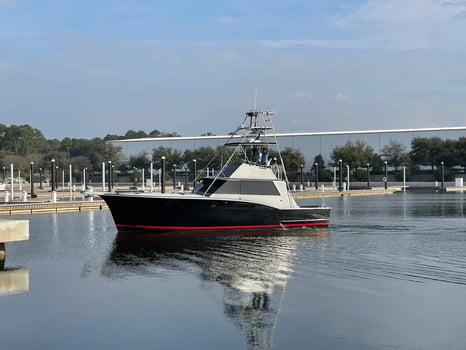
0;267;29;296
102;230;328;349
99;109;330;233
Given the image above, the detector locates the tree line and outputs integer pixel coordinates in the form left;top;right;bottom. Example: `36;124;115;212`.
0;124;123;180
326;137;466;182
1;123;464;182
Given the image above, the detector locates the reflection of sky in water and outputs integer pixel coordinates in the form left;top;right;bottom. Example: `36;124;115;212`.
2;193;466;350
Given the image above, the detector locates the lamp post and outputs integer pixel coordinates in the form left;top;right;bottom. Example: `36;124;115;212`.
366;163;370;188
39;167;43;189
346;165;350;191
68;164;72;197
30;162;35;198
193;159;197;188
161;156;166;193
141;168;145;192
384;161;388;190
133;167;137;189
56;166;59;190
83;167;87;190
300;164;304;187
338;159;343;192
10;164;13;199
150;162;154;192
51;159;56;192
173;164;176;190
441;161;444;190
2;166;5;184
10;164;14;199
108;161;112;192
314;162;319;190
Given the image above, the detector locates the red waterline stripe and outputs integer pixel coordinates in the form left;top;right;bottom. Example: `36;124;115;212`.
116;222;329;230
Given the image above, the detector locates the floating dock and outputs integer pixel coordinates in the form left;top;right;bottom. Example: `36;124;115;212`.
0;200;107;216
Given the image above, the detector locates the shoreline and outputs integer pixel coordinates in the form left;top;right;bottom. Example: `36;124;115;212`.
0;184;464;216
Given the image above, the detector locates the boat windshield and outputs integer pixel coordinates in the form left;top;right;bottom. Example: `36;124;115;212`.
192;178;225;196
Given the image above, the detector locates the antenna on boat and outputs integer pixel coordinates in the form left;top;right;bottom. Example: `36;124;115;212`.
254;88;258;110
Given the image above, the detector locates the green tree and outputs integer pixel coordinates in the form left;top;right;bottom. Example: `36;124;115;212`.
182;146;220;171
269;147;305;181
152;146;183;172
410;137;443;170
1;125;48;156
128;152;151;170
313;154;325;168
124;130;147;139
457;137;466;167
439;139;459;167
330;140;377;171
381;139;409;171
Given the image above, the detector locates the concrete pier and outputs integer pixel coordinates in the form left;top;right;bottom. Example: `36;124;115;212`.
0;219;29;265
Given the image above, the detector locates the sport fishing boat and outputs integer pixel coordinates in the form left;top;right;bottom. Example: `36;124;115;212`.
99;108;330;233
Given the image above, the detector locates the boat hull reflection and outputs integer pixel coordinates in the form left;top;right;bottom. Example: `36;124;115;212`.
103;229;328;349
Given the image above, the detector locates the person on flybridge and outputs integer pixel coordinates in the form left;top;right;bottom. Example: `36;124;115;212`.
260;147;269;165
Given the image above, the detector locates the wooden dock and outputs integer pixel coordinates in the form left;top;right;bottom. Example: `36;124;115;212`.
0;200;107;216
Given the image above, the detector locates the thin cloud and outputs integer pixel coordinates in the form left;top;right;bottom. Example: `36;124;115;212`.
290;92;313;99
336;93;350;102
260;39;363;49
143;39;165;46
336;0;466;24
0;0;21;6
213;16;236;24
332;0;466;50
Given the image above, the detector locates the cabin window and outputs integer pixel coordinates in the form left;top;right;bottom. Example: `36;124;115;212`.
194;179;279;196
214;180;240;194
240;181;280;195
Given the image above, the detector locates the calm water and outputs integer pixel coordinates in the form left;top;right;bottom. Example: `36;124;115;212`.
1;192;466;350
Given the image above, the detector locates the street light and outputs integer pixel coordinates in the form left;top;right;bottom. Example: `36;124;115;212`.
338;159;343;192
193;159;197;188
314;162;319;190
39;167;43;189
367;163;370;188
173;164;176;189
346;164;350;191
384;161;388;190
300;164;304;187
30;162;35;198
51;159;55;192
133;167;137;189
2;166;5;184
108;161;112;192
56;166;59;190
161;156;166;193
441;161;444;190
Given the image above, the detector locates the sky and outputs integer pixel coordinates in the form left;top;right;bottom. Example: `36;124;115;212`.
1;0;466;140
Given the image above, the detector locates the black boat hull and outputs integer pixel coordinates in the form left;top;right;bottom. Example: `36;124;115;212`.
100;194;330;234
